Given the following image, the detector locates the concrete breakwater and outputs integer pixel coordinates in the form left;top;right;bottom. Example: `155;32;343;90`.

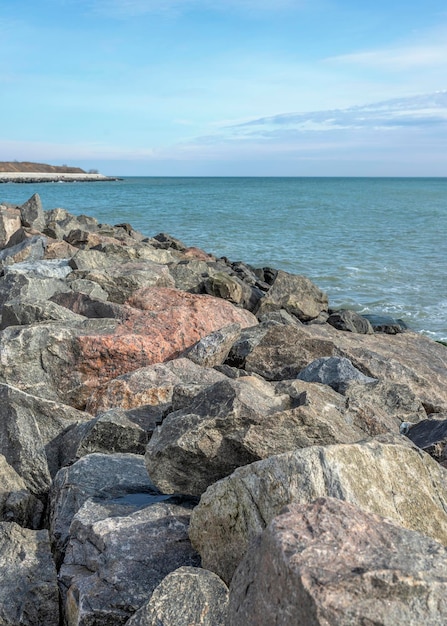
0;193;446;625
0;171;119;183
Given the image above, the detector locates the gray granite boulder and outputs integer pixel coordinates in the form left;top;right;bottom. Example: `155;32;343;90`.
58;408;148;465
1;297;85;329
255;269;328;321
0;383;90;497
225;321;276;369
125;566;228;626
20;192;45;231
69;261;175;303
0;522;58;626
0;454;43;528
228;497;447;626
302;323;447;413
0;205;21;246
189;436;447;584
343;379;427;432
0;234;47;267
241;323;335;380
145;376;371;497
184;323;241;368
86;357;227;416
297;356;377;392
48;453;158;561
0;318;119;406
327;309;374;334
60;499;200;626
0;268;70;324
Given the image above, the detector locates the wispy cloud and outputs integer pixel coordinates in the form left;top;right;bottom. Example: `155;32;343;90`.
224;92;447;138
326;43;447;71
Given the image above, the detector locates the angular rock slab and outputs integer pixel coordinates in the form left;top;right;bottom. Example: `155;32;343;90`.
0;383;90;497
228;498;447;626
255;269;328;321
61;501;200;626
125;566;228;626
20;192;45;231
189;436;447;584
58;409;148;464
0;522;58;626
48;453;158;561
296;356;377;392
0;204;21;247
145;377;303;496
0;453;43;528
86;357;227;416
404;416;447;465
145;375;379;497
304;323;447;413
242;324;335;380
184;323;242;368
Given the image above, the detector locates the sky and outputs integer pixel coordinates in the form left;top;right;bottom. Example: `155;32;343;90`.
1;0;446;176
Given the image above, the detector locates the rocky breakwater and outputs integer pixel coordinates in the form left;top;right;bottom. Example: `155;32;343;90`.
0;192;445;625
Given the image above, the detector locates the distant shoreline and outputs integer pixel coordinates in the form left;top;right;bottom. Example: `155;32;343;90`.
0;172;120;183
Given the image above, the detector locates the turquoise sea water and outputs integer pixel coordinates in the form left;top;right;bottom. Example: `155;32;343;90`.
1;177;446;341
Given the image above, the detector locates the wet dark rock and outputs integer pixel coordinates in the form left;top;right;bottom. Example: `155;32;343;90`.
327;309;374;334
404;416;447;465
363;313;408;334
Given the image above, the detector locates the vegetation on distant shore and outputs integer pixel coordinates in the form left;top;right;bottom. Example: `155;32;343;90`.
0;161;86;174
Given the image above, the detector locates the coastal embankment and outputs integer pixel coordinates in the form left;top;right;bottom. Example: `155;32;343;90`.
0;192;446;625
0;161;118;183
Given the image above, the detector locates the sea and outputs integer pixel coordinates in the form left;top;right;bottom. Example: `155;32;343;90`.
1;176;446;342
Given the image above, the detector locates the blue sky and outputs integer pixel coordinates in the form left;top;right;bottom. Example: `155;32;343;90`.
1;0;446;175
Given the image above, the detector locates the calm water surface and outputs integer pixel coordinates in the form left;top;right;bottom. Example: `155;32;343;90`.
1;177;446;341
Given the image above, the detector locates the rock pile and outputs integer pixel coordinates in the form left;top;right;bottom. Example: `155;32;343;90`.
0;193;446;625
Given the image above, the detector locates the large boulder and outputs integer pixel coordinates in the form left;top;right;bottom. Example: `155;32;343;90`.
145;377;371;497
183;323;242;368
48;453;157;561
125;566;228;626
58;409;148;464
189;436;447;584
0;454;43;528
327;309;374;334
241;324;335;380
0;234;47;267
0;522;59;626
0;205;21;246
0;266;70;324
404;416;447;465
255;270;328;321
69;261;175;303
60;499;200;626
305;323;447;413
0;383;90;497
20;192;45;231
86;357;227;416
1;297;85;329
0;289;256;409
228;498;447;626
0;318;119;408
297;356;378;392
236;321;447;412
